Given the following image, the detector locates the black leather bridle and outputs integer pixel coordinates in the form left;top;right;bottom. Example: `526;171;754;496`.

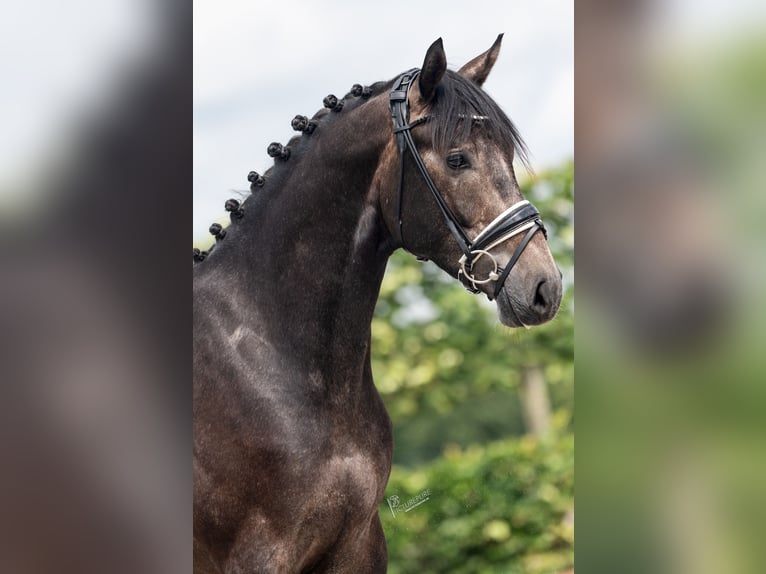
388;69;547;300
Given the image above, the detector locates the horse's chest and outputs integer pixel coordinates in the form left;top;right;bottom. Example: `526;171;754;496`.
309;450;385;523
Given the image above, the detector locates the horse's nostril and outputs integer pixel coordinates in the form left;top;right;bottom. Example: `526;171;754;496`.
533;280;549;309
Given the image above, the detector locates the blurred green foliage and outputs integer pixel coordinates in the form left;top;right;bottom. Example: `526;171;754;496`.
382;435;574;574
373;160;574;571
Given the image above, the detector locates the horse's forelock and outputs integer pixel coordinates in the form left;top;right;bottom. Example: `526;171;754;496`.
428;70;530;171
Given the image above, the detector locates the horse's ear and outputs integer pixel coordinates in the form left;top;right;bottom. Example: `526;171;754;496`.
418;38;447;103
458;33;503;87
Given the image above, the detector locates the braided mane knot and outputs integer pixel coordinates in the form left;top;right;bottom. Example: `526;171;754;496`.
209;222;226;240
351;84;372;99
193;248;207;262
267;142;291;160
323;94;344;112
225;198;245;220
247;170;265;187
291;115;317;134
291;114;308;131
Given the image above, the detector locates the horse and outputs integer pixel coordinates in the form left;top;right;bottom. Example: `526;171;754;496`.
193;35;562;573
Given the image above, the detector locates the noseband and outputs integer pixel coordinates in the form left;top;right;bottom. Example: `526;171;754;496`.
389;69;547;300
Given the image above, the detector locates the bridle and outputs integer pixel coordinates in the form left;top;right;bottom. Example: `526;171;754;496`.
389;69;547;300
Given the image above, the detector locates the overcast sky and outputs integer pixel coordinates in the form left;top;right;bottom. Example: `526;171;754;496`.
1;1;763;240
193;0;574;239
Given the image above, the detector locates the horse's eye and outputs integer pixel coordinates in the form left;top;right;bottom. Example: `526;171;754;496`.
446;152;469;170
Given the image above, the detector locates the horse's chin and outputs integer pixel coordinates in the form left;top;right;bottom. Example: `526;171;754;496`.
494;288;528;329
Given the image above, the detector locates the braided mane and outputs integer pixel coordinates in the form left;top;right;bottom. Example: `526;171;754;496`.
193;79;390;262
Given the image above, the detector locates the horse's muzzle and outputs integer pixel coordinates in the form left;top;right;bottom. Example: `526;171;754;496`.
495;268;562;328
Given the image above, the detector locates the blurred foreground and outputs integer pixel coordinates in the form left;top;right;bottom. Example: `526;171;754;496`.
0;1;190;572
577;1;766;573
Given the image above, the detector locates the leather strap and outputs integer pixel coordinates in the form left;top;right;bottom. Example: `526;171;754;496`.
390;69;417;247
472;202;541;252
389;70;472;258
490;220;545;300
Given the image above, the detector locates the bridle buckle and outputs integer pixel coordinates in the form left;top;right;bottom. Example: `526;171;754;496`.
458;250;502;292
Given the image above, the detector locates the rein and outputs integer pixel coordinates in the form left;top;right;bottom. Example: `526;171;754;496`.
388;69;547;300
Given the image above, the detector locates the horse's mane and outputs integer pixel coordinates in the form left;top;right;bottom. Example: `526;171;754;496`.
232;80;393;218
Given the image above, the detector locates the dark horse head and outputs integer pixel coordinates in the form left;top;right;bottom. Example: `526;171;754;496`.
194;36;562;573
374;36;562;325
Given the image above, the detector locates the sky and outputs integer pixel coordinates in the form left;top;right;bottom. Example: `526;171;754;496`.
1;1;763;240
193;0;574;239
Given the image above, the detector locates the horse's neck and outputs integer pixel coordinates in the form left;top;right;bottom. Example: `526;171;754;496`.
218;97;395;377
